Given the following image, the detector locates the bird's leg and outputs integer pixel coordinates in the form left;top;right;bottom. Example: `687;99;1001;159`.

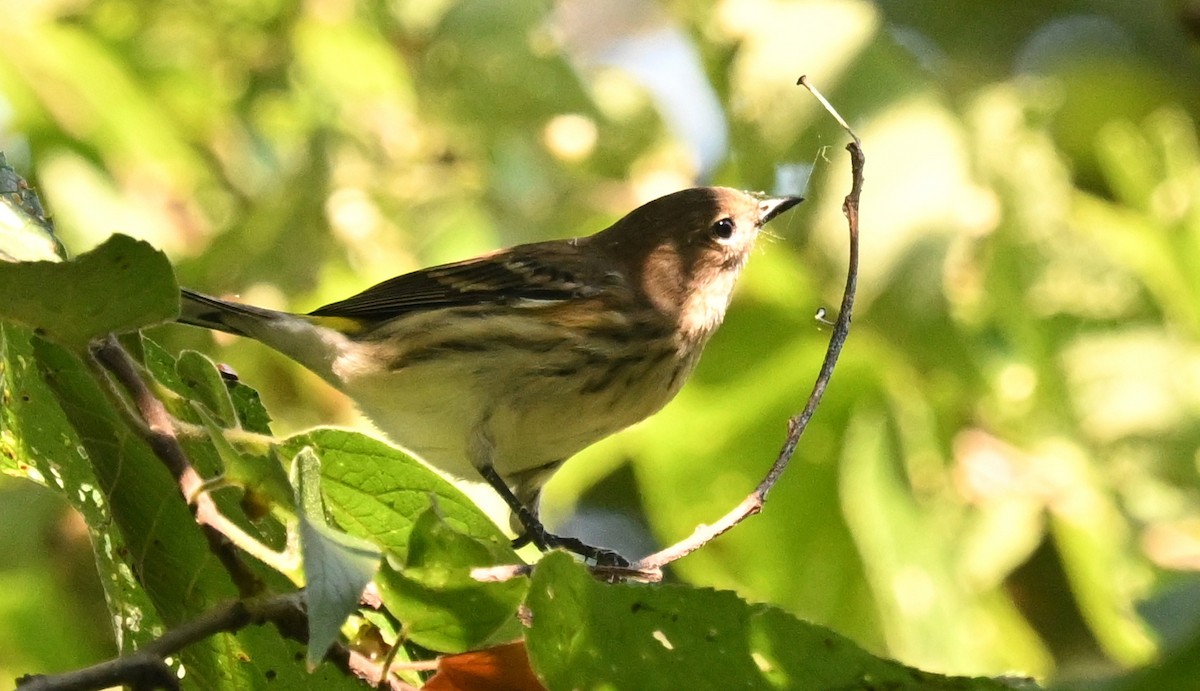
476;464;629;567
506;465;553;548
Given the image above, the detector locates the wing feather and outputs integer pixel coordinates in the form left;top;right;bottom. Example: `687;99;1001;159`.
307;241;606;322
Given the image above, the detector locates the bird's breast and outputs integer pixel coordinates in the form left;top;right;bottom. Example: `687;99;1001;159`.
330;326;693;480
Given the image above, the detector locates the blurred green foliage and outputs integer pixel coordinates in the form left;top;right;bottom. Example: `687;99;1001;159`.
2;0;1200;688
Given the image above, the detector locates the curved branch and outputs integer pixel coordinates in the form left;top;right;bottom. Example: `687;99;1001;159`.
16;593;420;691
633;137;863;572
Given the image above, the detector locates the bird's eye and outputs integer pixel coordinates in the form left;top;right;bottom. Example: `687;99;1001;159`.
711;218;735;240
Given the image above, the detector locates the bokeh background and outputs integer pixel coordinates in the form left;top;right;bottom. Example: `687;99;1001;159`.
3;0;1200;687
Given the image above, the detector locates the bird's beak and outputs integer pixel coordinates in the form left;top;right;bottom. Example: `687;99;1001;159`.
757;196;804;225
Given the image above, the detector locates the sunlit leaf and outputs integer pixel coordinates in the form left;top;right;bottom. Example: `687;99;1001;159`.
280;429;512;556
375;506;526;653
525;552;1026;690
293;446;382;668
0;234;176;349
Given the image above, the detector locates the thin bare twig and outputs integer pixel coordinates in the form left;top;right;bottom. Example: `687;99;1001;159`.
17;594;292;691
18;592;418;691
629;75;864;572
16;655;179;691
15;577;417;691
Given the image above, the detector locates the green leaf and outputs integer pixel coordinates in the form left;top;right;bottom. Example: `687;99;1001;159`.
293;446;382;669
294;445;326;522
0;322;167;660
277;431;525;653
0;322;83;479
525;552;1029;691
171;344;273;435
176;350;239;427
375;506;528;653
31;335;247;685
0;234;177;349
280;429;512;557
193;404;294;516
225;376;273;436
16;332;363;688
140;333;189;393
140;336;273;437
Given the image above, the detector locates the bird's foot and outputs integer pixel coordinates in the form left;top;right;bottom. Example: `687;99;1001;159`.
512;527;629;568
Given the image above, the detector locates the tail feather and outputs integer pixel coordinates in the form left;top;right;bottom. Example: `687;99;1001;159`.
178;288;287;337
178;289;344;385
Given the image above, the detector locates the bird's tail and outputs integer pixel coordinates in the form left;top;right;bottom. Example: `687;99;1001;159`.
178;289;347;386
178;288;289;338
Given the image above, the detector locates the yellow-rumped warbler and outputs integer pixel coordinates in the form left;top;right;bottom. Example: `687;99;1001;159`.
179;187;801;564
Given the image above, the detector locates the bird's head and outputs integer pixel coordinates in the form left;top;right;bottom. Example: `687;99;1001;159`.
592;187;803;340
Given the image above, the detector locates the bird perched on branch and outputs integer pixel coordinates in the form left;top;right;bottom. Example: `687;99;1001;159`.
179;187;802;565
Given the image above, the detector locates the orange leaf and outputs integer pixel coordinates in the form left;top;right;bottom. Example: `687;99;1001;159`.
422;641;547;691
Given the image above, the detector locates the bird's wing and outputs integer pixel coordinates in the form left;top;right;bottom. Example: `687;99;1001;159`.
307;241;607;323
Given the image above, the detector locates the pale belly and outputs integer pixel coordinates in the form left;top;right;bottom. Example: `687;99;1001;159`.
333;346;689;482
